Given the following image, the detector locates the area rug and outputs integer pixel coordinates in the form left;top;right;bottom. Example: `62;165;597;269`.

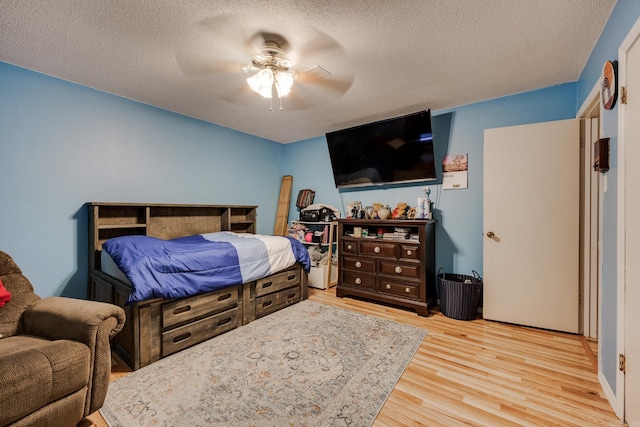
100;300;427;427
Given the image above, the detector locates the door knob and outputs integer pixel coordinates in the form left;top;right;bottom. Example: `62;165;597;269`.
486;231;495;238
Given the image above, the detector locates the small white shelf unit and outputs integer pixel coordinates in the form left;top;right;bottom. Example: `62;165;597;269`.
290;220;338;289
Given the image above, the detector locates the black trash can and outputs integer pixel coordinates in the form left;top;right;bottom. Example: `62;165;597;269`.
437;269;483;320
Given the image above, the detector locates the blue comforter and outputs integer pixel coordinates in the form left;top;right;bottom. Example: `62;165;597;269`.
102;232;310;304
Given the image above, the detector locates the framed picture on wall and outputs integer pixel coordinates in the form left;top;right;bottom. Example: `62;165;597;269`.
442;154;468;190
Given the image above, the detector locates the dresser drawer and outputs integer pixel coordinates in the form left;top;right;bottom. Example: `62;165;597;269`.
399;245;420;261
255;267;301;298
162;306;240;357
342;239;358;255
341;271;376;290
360;241;397;258
379;261;421;279
343;256;376;273
255;286;301;318
379;280;420;300
162;287;238;329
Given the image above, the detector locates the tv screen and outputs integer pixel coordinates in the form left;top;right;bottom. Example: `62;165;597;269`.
326;109;436;188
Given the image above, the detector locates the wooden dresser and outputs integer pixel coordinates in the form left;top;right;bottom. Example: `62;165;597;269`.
336;219;436;316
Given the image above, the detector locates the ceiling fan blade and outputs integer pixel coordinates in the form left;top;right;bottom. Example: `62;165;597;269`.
195;15;255;55
296;69;354;97
279;90;312;111
220;89;253;107
287;29;346;66
175;52;243;76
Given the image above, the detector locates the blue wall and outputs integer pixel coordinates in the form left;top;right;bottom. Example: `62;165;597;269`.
0;62;283;298
576;0;640;395
283;83;577;275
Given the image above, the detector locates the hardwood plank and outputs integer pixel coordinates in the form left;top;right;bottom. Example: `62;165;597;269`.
88;287;625;427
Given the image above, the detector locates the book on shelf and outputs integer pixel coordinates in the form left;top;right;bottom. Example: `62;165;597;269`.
382;231;409;240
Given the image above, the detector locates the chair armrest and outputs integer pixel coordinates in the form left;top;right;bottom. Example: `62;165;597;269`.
21;296;126;415
22;297;125;343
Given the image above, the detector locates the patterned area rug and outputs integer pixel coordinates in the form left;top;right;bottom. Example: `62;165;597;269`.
100;300;427;427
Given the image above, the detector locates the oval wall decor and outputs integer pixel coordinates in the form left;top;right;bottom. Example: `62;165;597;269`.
602;60;617;110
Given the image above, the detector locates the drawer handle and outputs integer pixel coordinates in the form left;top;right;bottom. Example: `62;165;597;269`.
386;284;392;290
407;250;413;256
218;293;231;301
173;305;191;315
287;293;296;300
395;266;402;274
287;274;297;281
262;282;273;289
374;246;381;254
347;244;353;250
262;300;273;308
172;332;191;343
355;278;362;285
405;287;411;293
218;317;232;326
355;261;362;268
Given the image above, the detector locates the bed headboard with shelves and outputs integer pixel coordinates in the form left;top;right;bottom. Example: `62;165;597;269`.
88;202;257;272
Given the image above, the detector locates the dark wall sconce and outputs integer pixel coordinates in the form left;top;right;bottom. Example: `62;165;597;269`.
594;137;610;172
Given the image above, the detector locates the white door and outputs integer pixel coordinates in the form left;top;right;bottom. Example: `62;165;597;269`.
484;119;580;333
620;16;640;424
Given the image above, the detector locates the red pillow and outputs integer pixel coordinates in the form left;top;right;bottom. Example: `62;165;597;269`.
0;279;11;308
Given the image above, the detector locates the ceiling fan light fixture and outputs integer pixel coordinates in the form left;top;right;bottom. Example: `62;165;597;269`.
247;68;274;98
275;71;294;98
245;46;295;102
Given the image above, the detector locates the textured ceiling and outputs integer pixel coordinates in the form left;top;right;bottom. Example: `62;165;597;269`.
0;0;616;143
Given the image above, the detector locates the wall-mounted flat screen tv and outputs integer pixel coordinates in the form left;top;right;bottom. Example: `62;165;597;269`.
325;109;436;188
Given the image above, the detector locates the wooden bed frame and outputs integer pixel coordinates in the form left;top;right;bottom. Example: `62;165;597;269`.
88;202;308;370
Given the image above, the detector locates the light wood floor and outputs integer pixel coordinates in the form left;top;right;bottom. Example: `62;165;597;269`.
87;288;625;427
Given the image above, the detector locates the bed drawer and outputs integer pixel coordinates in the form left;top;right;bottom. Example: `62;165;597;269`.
255;267;301;298
162;287;239;329
255;286;301;318
161;306;240;357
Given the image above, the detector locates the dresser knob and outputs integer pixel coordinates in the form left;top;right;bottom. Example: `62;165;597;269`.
355;278;362;285
355;261;362;268
374;246;381;254
386;284;392;290
347;244;353;250
407;250;413;256
405;287;411;293
395;266;402;274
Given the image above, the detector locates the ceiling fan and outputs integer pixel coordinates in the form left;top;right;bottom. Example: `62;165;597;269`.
175;17;354;111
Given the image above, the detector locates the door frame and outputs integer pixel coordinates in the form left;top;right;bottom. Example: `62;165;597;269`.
577;84;601;340
617;15;640;422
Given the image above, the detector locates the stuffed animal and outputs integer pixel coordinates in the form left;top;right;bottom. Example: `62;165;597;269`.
372;203;384;219
307;246;325;267
392;202;409;219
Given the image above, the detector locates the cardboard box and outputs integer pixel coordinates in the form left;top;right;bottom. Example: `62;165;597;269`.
308;264;337;289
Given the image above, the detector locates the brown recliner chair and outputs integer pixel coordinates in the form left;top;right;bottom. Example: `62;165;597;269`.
0;251;125;427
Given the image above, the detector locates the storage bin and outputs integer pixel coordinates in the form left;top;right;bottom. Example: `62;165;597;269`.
437;269;483;320
308;264;337;289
